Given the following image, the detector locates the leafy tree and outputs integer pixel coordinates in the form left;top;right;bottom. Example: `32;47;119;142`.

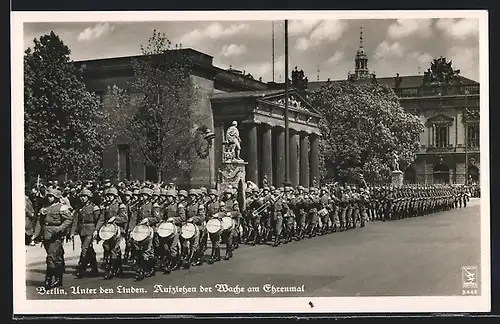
24;31;112;181
105;30;208;183
312;81;424;184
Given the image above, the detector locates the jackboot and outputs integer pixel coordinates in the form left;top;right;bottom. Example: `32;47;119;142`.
75;260;85;278
44;267;54;290
89;260;99;277
207;249;216;265
224;245;233;260
163;258;173;274
104;262;114;280
51;265;63;288
145;259;156;278
272;233;281;247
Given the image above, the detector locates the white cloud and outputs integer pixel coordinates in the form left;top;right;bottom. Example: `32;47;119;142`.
295;37;311;51
220;44;247;57
179;22;249;45
288;20;320;35
410;51;433;67
373;41;405;60
77;23;115;41
446;45;479;80
435;18;479;40
388;19;432;39
327;52;344;65
295;20;348;52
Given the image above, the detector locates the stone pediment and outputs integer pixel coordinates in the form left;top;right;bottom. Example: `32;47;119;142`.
259;91;319;116
427;114;454;125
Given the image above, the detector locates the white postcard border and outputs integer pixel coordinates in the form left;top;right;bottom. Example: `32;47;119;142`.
12;10;491;314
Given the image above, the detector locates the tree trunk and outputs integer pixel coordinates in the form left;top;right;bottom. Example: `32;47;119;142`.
156;170;162;183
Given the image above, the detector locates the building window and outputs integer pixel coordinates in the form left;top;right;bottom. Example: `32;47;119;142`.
435;125;448;148
467;123;480;148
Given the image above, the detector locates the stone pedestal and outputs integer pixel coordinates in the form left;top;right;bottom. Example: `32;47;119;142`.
391;170;404;187
217;160;248;194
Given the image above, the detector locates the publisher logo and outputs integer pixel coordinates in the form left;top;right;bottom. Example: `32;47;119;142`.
462;266;478;289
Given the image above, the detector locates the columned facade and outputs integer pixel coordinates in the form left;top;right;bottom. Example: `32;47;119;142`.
299;132;310;187
211;89;322;188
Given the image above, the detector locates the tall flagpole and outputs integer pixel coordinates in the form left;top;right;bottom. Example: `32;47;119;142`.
272;21;275;82
284;20;291;186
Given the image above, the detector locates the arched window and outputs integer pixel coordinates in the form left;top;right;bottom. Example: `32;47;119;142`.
433;163;450;184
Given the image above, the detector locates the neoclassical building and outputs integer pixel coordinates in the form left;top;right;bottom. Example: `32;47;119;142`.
76;49;321;188
308;28;480;185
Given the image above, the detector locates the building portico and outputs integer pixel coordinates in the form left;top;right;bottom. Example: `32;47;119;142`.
211;89;322;188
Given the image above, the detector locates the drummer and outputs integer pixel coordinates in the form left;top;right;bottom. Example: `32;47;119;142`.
70;188;100;278
131;187;160;280
94;187;128;280
220;187;240;260
205;189;222;264
180;189;205;269
159;189;182;274
198;187;210;258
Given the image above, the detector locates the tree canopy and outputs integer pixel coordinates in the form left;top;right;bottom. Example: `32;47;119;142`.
24;31;111;181
105;30;208;182
311;81;424;184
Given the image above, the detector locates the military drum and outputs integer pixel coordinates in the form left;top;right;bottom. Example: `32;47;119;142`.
98;223;119;241
131;224;153;242
157;221;177;238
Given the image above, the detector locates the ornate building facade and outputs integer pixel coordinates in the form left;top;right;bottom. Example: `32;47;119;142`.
309;28;480;185
76;49;321;188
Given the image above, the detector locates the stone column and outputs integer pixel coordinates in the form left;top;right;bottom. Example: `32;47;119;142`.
274;126;286;187
299;132;310;187
309;133;320;186
261;124;273;186
289;130;299;187
246;122;259;184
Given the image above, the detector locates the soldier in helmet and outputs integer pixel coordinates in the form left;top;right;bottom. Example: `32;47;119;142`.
319;187;331;235
247;187;263;246
259;186;273;244
32;188;74;289
160;189;183;274
130;188;160;280
95;187;129;279
270;188;288;246
181;189;205;268
220;187;240;259
205;189;222;264
70;188;100;278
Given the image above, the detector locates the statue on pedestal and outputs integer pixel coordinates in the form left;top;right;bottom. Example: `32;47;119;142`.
224;121;243;162
391;152;400;171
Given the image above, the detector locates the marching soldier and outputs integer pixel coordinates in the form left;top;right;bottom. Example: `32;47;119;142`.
306;188;320;237
95;187;128;280
259;186;273;244
220;188;240;259
270;188;289;246
70;188;100;278
247;187;263;246
319;187;331;235
206;189;222;264
33;188;74;289
130;188;160;280
282;187;296;243
181;189;205;268
160;189;182;274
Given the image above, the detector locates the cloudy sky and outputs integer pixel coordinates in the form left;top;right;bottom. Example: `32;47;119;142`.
23;18;480;82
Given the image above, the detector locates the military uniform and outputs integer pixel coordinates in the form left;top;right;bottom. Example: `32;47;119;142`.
270;189;289;246
33;188;73;289
181;189;205;268
95;187;128;279
70;189;100;278
205;189;222;264
158;189;182;273
220;188;240;259
130;188;160;279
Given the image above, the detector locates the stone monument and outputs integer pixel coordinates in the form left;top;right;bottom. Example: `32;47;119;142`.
217;121;247;194
391;152;403;187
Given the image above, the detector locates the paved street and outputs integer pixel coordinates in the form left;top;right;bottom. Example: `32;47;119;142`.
25;199;481;299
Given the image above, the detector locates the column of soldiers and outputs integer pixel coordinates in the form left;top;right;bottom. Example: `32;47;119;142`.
26;179;473;289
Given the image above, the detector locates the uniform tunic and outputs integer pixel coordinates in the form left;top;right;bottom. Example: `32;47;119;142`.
34;202;73;269
70;201;100;266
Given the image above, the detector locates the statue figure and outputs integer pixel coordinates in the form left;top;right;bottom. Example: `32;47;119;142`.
262;174;269;187
392;152;400;171
225;120;242;161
